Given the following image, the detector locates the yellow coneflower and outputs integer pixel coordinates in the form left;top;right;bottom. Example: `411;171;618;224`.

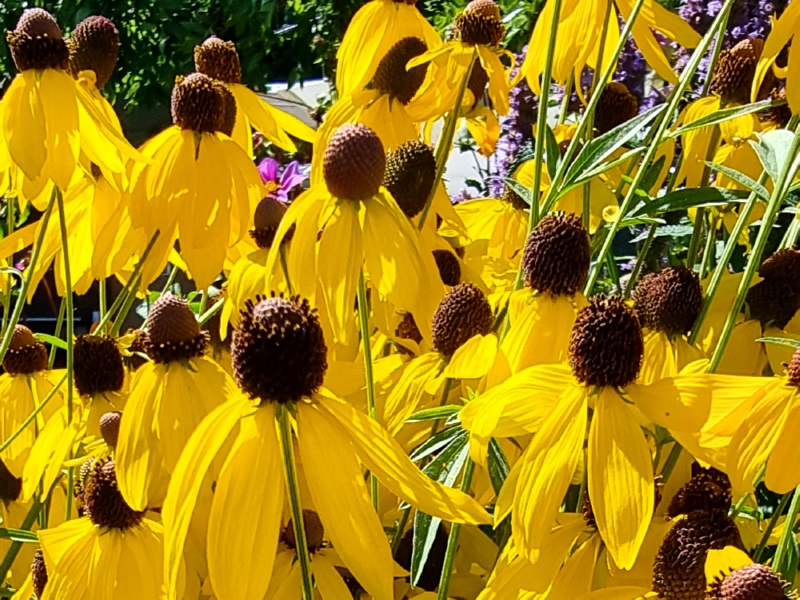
267;123;443;355
125;72;263;289
0;9;137;195
753;0;800;112
518;0;700;94
162;295;490;600
705;546;795;598
335;0;440;97
36;459;167;599
193;36;314;156
115;294;236;511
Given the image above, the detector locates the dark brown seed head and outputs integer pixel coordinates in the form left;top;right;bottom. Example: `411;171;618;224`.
634;267;703;336
466;61;490;107
652;508;744;599
83;459;145;529
708;563;791;600
595;81;639;136
431;283;493;357
99;411;122;447
395;523;449;592
7;8;69;72
250;197;291;249
433;250;462;286
285;510;325;553
711;38;764;105
73;335;125;397
324;124;386;201
171;72;226;133
373;37;428;105
765;87;792;129
0;459;21;502
395;312;423;355
759;248;800;281
502;183;529;210
522;212;590;296
67;16;119;89
3;325;47;375
194;36;242;84
453;0;505;47
31;548;47;598
788;348;800;388
217;83;237;137
745;279;800;330
667;465;731;519
143;294;208;364
569;296;644;389
384;140;436;218
232;294;327;405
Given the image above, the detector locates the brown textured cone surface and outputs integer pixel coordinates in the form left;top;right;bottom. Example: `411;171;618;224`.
708;563;790;599
634;267;703;335
8;9;68;72
3;325;48;375
67;16;119;89
569;296;644;388
324;124;386;201
710;38;764;105
0;459;21;502
653;508;744;599
73;335;125;397
32;549;47;598
232;294;327;404
73;458;95;517
765;87;792;128
171;72;225;133
759;248;800;281
251;197;289;249
433;249;462;286
467;61;490;105
99;411;122;447
595;81;639;136
194;36;242;84
395;312;423;355
285;510;325;553
384;140;436;218
218;83;237;137
788;348;800;387
503;183;529;210
431;283;493;356
143;294;208;364
453;0;505;46
373;37;428;105
745;278;800;329
667;465;732;518
522;212;590;296
83;459;145;529
395;523;449;592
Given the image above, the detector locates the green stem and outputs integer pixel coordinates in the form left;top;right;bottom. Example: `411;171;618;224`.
780;217;800;249
624;224;658;298
436;458;476;600
56;189;74;428
47;297;66;369
558;73;574;125
418;48;477;230
730;463;767;520
356;270;379;508
110;275;142;338
160;264;180;296
277;404;314;600
686;208;706;269
584;0;736;294
699;214;719;280
0;372;66;454
0;191;56;365
0;498;41;586
198;297;224;326
753;491;792;562
99;279;107;326
391;507;412;556
590;0;615;100
708;121;800;372
659;443;683;484
279;243;295;296
774;485;800;576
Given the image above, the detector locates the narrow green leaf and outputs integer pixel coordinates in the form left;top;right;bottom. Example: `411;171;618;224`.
630;188;751;218
503;178;533;207
757;337;800;349
406;405;462;424
544;123;561;182
704;162;770;200
487;439;510;495
409;427;467;463
0;528;38;543
669;99;774;138
33;334;67;350
752;129;797;183
559;146;644;198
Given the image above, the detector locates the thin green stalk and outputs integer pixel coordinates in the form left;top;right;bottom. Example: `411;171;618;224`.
56;188;74;427
436;458;476;600
780;217;800;249
659;443;683;484
277;404;314;600
2;198;14;337
708;121;800;371
418;48;477;230
99;279;107;325
0;498;41;585
356;270;379;508
47;297;66;369
699;214;720;280
753;491;792;562
584;0;736;294
0;191;56;365
730;463;767;520
686;208;706;269
0;372;66;454
624;224;657;298
198;289;208;315
279;243;294;296
391;507;412;556
774;485;800;575
198;297;224;326
110;274;142;338
430;377;453;437
558;73;574;125
590;0;615;100
160;264;180;296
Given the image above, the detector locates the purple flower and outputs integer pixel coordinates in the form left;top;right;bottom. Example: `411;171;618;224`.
257;158;307;202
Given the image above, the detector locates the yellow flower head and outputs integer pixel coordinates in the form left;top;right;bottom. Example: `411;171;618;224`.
753;0;800;113
706;546;794;598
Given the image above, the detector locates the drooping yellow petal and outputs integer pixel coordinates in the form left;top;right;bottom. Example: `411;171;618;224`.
512;386;587;562
588;387;654;571
318;391;491;525
38;518;96;600
704;546;753;592
547;534;602;600
764;391;800;494
208;404;284;600
444;333;498;380
2;73;47;182
230;84;298;151
314;552;354;600
114;520;165;600
753;0;800;104
296;401;395;600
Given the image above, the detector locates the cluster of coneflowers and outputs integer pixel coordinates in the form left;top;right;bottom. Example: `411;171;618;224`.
1;0;800;599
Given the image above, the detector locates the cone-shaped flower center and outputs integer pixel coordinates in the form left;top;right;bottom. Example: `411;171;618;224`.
711;38;764;105
251;197;290;249
218;83;237;136
746;248;800;329
522;212;590;296
74;335;125;397
3;325;48;375
395;312;423;355
595;81;639;136
709;563;790;600
431;283;493;357
384;140;436;218
83;459;145;529
194;36;242;84
31;548;48;598
634;267;703;336
433;249;462;286
67;15;119;89
453;0;505;47
143;293;208;364
7;8;69;72
788;348;800;388
667;465;731;519
99;411;122;447
323;124;386;201
232;294;327;405
171;72;226;133
373;37;429;105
